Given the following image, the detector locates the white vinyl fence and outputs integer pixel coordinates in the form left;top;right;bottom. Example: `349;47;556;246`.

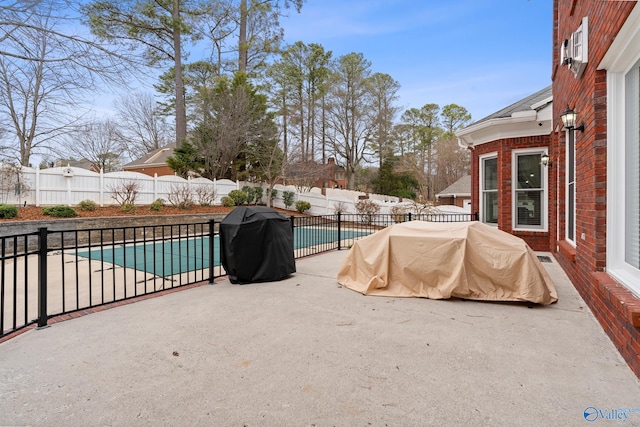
2;165;469;216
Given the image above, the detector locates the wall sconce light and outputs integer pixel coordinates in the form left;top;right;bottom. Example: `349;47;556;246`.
561;39;572;66
541;152;552;168
560;106;585;132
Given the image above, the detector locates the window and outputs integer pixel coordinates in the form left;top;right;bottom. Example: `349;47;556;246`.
567;130;576;243
603;7;640;295
624;61;640;271
513;149;547;230
480;154;498;224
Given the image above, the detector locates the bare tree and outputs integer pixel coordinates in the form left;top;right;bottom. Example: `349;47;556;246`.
1;0;135;75
366;72;400;168
0;0;136;166
432;137;470;194
61;119;124;171
324;52;374;189
0;6;86;165
400;104;442;201
114;92;172;160
0;162;30;204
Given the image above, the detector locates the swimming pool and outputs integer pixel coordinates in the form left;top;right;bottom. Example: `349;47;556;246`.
76;227;370;275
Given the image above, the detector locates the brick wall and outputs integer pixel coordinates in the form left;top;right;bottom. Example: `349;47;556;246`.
436;196;469;208
552;0;640;377
470;135;551;251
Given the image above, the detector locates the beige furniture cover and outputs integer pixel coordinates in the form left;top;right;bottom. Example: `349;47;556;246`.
337;221;558;305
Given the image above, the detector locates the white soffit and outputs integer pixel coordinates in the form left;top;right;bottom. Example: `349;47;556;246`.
457;102;552;148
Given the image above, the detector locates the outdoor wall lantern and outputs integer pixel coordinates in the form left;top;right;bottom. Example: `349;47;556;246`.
560;106;585;132
541;152;551;168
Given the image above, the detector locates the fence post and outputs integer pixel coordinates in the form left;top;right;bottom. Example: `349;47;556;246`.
337;212;342;251
408;212;412;222
289;215;295;233
37;227;49;329
208;219;215;285
35;167;40;206
99;168;104;206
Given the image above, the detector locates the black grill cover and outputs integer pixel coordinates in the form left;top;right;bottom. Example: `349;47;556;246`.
220;206;296;284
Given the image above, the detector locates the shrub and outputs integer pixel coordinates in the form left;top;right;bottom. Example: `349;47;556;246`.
295;200;311;214
108;180;140;207
390;205;407;223
333;201;347;214
42;205;78;218
355;199;380;224
242;186;256;204
221;196;235;207
167;184;194;210
121;203;136;213
228;189;248;206
0;164;29;204
269;188;278;204
150;198;165;212
77;200;97;211
282;191;295;209
195;186;217;206
252;187;261;203
0;204;18;219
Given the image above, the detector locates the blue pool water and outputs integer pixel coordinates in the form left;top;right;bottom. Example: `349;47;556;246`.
76;227;370;275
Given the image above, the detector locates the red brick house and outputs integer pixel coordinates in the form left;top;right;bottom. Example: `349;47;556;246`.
456;86;553;251
322;158;347;189
282;158;347;189
550;0;640;377
458;1;640;377
122;143;176;176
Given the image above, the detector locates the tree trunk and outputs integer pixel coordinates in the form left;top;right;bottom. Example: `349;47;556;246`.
238;0;247;72
282;93;288;163
173;0;187;145
321;95;326;164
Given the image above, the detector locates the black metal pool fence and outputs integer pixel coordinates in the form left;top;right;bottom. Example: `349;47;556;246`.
0;212;477;338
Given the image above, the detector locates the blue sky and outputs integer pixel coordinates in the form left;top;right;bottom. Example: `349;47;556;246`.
278;0;552;122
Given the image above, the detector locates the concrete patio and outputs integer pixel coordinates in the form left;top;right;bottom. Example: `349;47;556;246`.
1;250;639;426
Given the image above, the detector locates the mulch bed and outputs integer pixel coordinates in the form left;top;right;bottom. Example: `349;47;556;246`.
1;205;304;222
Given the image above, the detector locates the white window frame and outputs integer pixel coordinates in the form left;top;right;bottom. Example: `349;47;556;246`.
571;17;588;78
511;148;548;232
602;4;640;296
566;129;577;245
479;152;498;225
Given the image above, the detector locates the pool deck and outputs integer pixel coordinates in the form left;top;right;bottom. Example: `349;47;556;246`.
1;250;639;426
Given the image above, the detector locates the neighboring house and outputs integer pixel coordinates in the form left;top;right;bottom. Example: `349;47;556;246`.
122;143;176;177
456;86;553;251
55;159;101;173
435;175;471;209
457;1;640;377
322;158;347;189
283;158;347;189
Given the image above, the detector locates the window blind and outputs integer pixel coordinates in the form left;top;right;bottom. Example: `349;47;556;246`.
625;61;640;269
